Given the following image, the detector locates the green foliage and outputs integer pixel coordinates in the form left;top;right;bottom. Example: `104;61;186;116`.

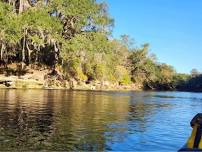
152;64;176;90
129;44;155;84
176;71;202;92
114;66;131;85
172;73;190;88
0;0;198;91
185;74;202;91
20;7;62;33
0;2;21;43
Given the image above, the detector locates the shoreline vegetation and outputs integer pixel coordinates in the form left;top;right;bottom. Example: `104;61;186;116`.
0;0;202;92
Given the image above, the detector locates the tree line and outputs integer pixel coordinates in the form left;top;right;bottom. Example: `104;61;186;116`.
0;0;201;91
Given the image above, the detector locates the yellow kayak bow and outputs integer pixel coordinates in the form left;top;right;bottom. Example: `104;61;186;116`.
179;113;202;151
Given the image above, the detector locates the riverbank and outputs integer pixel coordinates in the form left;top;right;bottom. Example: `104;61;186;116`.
0;70;141;91
2;74;202;92
2;65;200;92
0;78;141;91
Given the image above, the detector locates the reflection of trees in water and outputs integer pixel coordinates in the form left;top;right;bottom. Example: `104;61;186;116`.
0;90;28;148
0;90;160;151
127;95;152;132
128;103;151;133
0;90;54;150
48;91;130;151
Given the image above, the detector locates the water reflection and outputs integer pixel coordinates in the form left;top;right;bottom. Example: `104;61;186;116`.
0;90;202;151
0;90;130;151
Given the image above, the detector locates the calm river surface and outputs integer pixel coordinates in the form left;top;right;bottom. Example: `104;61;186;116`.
0;89;202;151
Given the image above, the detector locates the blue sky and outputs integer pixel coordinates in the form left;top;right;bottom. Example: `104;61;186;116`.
106;0;202;73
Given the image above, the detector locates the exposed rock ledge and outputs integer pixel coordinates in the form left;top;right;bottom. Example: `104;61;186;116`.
0;76;141;91
0;69;141;90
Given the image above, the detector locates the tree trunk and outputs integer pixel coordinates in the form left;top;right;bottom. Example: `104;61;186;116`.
22;28;26;62
19;0;24;13
13;0;16;12
0;43;5;61
53;41;59;69
26;42;32;65
19;0;31;13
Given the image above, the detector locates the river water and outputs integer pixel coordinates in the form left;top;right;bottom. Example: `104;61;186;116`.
0;89;201;151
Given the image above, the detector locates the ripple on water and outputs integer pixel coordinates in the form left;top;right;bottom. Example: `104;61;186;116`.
0;90;201;151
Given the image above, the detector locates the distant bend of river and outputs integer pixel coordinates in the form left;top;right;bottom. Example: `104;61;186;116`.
0;89;202;151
